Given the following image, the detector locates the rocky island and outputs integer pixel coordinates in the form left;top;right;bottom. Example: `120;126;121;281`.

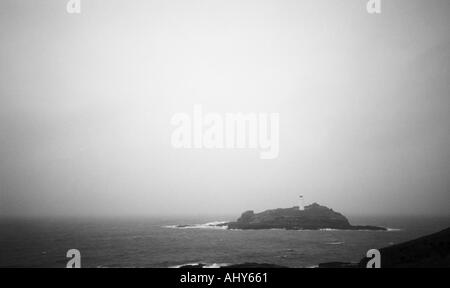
224;203;386;231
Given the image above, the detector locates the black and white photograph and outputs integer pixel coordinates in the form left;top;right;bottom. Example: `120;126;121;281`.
1;0;450;278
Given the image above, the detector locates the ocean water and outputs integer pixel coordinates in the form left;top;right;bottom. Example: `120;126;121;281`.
1;215;449;268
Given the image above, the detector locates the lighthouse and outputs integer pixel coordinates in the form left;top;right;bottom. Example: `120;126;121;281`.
299;195;305;211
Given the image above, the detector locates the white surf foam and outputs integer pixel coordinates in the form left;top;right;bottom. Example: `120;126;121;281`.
163;221;228;230
325;241;344;245
169;262;230;268
387;228;402;231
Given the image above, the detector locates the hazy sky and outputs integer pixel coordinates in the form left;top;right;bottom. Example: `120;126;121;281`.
1;0;449;217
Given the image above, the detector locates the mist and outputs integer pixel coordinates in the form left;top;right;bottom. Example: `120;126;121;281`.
1;0;449;218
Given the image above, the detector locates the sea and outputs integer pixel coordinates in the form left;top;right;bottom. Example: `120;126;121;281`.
1;215;449;268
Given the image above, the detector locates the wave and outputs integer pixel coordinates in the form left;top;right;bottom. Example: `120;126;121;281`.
387;228;402;231
169;262;230;268
164;223;401;232
163;221;228;230
325;241;344;245
319;228;402;232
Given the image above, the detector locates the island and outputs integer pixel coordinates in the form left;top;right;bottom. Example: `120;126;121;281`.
224;203;386;231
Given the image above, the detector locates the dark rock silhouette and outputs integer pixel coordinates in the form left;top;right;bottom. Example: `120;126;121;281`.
222;263;287;268
225;203;386;231
320;227;450;268
318;262;359;268
359;227;450;268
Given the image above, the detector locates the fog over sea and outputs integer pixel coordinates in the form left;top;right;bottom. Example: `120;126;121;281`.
1;215;449;268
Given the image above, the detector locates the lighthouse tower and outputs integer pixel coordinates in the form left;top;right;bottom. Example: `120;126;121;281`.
299;195;305;211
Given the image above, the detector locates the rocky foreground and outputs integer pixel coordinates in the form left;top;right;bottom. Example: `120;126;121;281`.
178;263;288;268
320;226;450;268
223;203;386;231
176;227;450;268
